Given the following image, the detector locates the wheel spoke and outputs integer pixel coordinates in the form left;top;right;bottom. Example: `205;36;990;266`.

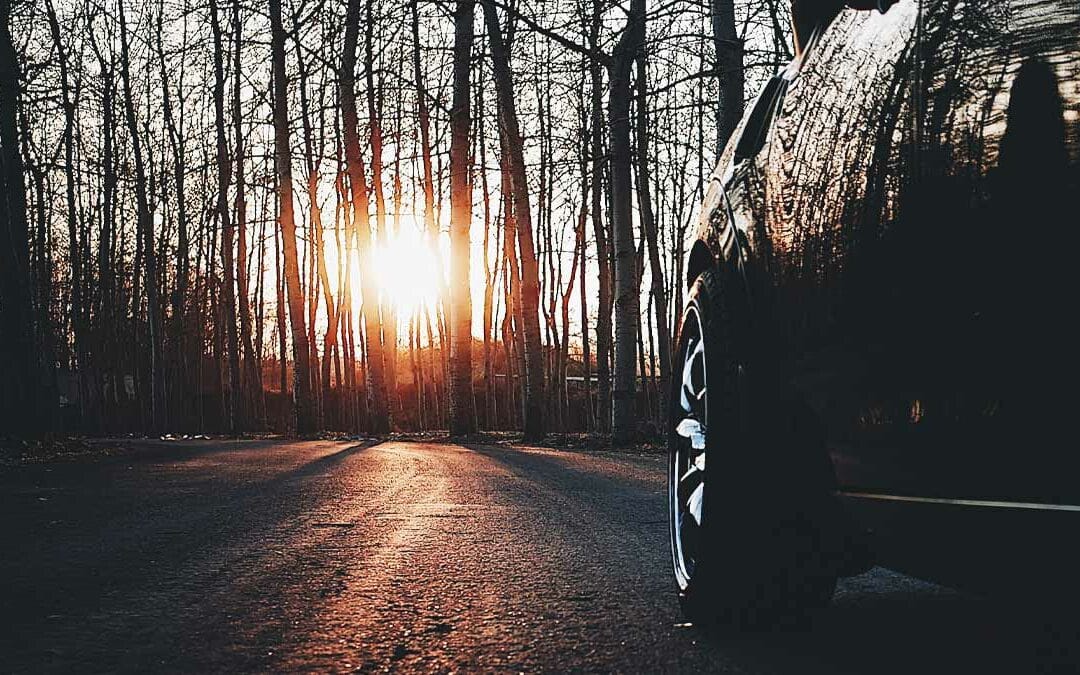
686;450;705;477
680;334;706;417
687;482;705;525
678;339;697;413
675;417;705;449
684;385;706;420
679;459;703;490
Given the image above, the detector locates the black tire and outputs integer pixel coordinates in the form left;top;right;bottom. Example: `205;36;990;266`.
669;267;837;629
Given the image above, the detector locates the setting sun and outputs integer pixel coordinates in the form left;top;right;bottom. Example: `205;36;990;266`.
366;218;443;317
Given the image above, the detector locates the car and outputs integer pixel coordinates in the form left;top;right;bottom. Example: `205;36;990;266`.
670;0;1080;626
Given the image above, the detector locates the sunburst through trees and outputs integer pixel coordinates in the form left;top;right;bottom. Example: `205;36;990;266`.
0;0;792;442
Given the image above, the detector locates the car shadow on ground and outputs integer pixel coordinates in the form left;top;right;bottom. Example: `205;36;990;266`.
700;568;1079;675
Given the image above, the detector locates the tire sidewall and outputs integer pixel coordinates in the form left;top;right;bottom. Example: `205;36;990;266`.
670;267;836;627
671;268;752;621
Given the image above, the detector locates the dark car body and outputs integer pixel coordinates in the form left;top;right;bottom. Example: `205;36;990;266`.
690;0;1080;597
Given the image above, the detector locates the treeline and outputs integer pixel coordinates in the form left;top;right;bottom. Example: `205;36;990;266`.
0;0;791;442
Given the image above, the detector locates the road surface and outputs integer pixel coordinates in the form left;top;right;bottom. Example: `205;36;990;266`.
0;440;1071;672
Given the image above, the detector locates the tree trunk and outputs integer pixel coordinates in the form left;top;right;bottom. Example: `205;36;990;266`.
155;0;190;429
269;0;316;434
448;0;476;437
119;0;165;433
274;223;289;431
45;0;83;392
412;0;452;428
588;14;612;433
291;18;337;430
304;201;321;424
411;0;438;241
423;305;440;428
337;163;358;432
482;0;546;441
499;169;521;429
310;170;339;428
711;0;744;157
210;0;242;432
365;0;399;425
254;192;268;421
233;0;261;427
410;315;422;429
342;0;389;433
0;0;40;436
561;188;585;431
478;83;497;429
635;50;671;430
577;123;594;431
609;0;645;444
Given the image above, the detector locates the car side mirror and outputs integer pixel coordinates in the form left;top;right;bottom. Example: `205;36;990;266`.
733;75;788;164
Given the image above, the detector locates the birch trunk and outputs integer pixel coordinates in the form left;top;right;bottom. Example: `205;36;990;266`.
635;51;671;429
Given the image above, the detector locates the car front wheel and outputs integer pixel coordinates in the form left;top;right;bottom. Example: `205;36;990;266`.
670;268;837;628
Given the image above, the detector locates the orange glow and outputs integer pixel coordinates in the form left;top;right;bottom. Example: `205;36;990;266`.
366;217;442;317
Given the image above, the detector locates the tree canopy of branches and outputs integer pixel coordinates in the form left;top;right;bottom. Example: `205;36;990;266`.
3;0;791;442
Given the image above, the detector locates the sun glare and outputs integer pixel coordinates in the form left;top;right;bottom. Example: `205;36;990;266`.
365;218;442;317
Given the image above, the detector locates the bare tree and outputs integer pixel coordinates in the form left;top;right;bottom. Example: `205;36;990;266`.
233;0;261;426
448;0;476;436
118;0;165;432
10;0;792;440
477;68;498;428
270;0;316;434
712;0;744;155
342;0;390;433
0;0;39;435
482;0;546;440
365;0;400;424
44;0;83;391
209;0;242;431
635;47;671;429
609;0;646;443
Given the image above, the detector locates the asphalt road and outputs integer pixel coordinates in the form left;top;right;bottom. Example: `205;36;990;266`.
0;440;1074;673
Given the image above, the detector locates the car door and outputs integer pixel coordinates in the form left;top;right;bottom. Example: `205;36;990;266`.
721;0;1080;594
758;0;1080;507
900;0;1080;504
729;5;923;497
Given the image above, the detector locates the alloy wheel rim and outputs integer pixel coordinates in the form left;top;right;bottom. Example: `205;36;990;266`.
671;305;708;589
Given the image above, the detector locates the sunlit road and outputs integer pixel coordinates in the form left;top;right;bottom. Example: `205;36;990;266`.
0;440;1071;673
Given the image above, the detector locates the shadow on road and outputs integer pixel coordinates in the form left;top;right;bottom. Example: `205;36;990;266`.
0;437;387;665
7;439;1075;673
462;442;662;493
464;442;1079;673
696;571;1079;675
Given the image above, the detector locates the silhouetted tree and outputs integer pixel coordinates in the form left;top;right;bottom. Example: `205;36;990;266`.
270;0;315;434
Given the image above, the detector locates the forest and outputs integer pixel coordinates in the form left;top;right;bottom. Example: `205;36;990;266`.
0;0;794;443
